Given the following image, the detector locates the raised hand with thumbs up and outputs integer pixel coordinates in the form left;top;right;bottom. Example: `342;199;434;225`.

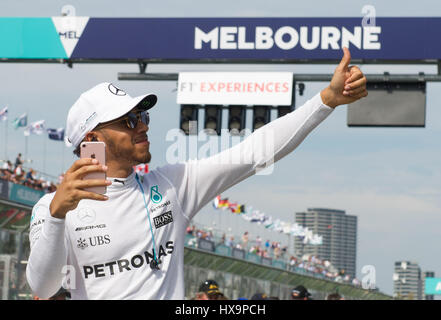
320;47;368;108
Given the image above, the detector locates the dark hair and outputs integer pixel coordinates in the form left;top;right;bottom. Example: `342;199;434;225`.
326;293;342;300
291;285;312;300
73;144;81;158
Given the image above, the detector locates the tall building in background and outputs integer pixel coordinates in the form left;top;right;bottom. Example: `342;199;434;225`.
294;208;357;279
393;261;423;300
422;271;435;300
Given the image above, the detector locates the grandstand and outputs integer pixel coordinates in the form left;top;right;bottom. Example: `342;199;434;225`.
183;247;390;300
183;226;390;300
186;224;355;284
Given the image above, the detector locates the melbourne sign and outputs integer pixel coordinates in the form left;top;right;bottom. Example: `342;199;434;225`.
1;17;441;61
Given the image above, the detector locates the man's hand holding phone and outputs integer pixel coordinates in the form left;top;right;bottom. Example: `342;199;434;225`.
49;149;111;219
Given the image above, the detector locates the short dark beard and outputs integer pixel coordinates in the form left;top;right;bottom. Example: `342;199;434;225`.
102;130;151;166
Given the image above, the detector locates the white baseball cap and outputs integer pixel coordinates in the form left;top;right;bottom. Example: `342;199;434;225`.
66;82;157;147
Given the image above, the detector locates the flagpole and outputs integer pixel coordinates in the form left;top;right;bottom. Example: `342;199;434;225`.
43;135;47;173
218;204;221;230
25;111;28;163
25;136;28;163
61;139;65;174
3;120;7;160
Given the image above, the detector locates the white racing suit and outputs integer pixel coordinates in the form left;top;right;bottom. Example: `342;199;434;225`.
26;93;333;299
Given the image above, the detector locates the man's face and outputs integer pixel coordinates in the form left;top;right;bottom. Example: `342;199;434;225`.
95;107;151;167
195;292;209;300
195;292;224;300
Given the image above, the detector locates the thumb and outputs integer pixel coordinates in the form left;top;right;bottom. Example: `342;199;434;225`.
337;47;351;71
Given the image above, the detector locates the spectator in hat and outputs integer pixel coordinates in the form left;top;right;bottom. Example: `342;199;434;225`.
291;285;312;300
194;280;227;300
15;153;23;169
250;293;269;300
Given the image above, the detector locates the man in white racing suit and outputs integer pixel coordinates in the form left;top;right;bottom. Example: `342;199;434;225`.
26;48;367;299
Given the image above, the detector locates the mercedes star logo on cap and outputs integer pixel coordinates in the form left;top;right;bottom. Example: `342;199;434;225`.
108;83;127;96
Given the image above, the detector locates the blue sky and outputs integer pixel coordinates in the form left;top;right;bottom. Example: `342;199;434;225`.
1;0;440;296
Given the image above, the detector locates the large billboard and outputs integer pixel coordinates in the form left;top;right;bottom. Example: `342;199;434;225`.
1;17;441;62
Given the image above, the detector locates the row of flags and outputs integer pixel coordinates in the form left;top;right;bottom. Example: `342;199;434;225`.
212;195;323;245
0;107;68;144
213;195;246;214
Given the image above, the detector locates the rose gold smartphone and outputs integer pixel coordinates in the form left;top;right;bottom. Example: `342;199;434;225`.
80;141;107;194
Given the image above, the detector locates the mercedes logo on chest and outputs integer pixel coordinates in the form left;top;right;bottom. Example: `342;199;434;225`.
108;83;127;96
77;207;96;223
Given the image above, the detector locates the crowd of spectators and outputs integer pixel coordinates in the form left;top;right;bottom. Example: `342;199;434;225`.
288;254;360;285
192;279;344;300
185;224;362;287
0;153;57;193
248;238;288;260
